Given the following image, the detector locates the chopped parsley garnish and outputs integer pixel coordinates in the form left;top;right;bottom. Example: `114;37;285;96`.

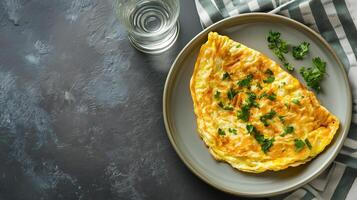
300;57;327;92
260;110;277;126
263;76;275;83
292;42;310;60
259;92;276;101
228;128;237;135
246;124;255;134
267;93;277;101
267;31;289;54
285;126;294;134
264;69;275;83
292;99;300;105
254;132;265;144
313;57;327;73
218;102;234;111
237;105;250;122
236;44;241;48
237;92;259;122
305;138;312;149
267;31;293;71
237;74;253;87
245;92;259;108
227;88;238;100
281;125;294;137
222;72;231;80
246;91;257;99
261;138;275;154
218;128;226;136
265;69;274;76
246;124;274;153
294;139;305;152
214;91;221;100
278;115;285;123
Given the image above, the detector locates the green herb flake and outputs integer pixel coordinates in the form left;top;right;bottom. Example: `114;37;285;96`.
263;76;275;83
267;93;277;101
236;44;241;48
285;126;294;134
261;138;275;154
292;99;300;105
214;91;221;100
246;92;257;100
265;69;274;76
246;124;255;134
292;42;310;60
222;72;231;80
300;57;327;92
253;132;274;154
305;138;312;149
218;128;226;136
218;102;234;111
237;105;250;122
244;92;259;108
313;57;327;73
237;92;260;122
259;92;276;101
278;115;285;123
294;139;305;152
228;128;237;135
252;102;260;108
260;110;277;126
281;125;294;137
267;31;281;45
246;124;275;153
237;74;253;87
227;88;238;100
254;132;265;144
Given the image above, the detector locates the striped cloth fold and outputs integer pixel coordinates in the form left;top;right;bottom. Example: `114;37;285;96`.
194;0;357;199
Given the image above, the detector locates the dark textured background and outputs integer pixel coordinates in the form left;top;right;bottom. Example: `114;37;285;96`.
0;0;260;199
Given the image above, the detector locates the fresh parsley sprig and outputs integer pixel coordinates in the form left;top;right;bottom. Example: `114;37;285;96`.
292;42;310;60
294;139;305;152
246;124;275;153
267;31;294;71
300;57;327;92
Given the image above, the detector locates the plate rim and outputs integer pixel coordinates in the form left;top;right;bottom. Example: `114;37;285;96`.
163;13;352;197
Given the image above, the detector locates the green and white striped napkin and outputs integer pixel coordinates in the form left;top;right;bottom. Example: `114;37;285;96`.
195;0;357;199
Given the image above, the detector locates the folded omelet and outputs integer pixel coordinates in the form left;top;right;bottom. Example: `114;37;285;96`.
190;32;339;173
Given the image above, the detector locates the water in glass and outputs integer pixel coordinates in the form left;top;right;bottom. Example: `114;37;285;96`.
113;0;180;54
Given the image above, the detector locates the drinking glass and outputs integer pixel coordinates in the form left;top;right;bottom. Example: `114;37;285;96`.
113;0;180;54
